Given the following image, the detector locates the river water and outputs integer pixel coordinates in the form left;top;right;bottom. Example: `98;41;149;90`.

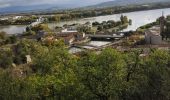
1;8;170;34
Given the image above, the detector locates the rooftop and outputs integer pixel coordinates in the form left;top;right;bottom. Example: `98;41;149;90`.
61;29;78;33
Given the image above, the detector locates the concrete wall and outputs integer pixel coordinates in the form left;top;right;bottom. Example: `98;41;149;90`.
145;35;162;45
151;35;162;45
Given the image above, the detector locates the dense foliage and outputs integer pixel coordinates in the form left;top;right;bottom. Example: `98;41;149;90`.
0;32;18;46
91;15;130;33
0;16;38;25
0;39;170;100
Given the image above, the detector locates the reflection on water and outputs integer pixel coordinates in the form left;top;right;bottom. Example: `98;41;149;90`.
1;8;170;34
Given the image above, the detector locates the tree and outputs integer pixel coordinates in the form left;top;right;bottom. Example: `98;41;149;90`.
14;39;42;64
120;15;128;24
5;35;18;44
0;49;13;69
122;49;170;100
0;31;6;40
107;20;116;28
32;44;83;99
97;25;103;32
26;26;31;32
165;21;170;38
143;50;170;100
129;19;132;25
31;24;51;32
77;26;91;33
92;21;100;26
78;48;126;100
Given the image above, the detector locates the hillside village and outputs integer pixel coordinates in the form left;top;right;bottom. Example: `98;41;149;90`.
1;14;170;56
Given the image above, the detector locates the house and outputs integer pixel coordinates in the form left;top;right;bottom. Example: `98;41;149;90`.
76;32;86;41
145;26;162;45
56;32;75;45
56;29;77;45
13;16;23;20
36;30;48;40
56;29;85;45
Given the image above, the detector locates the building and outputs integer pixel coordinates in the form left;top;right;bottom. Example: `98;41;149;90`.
56;32;76;45
57;29;78;45
56;29;85;45
36;30;48;40
145;26;162;45
13;16;23;20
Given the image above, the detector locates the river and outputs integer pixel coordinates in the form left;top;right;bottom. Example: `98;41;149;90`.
0;25;26;34
1;8;170;34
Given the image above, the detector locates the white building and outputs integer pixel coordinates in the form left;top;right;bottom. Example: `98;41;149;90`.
13;16;23;20
145;26;162;45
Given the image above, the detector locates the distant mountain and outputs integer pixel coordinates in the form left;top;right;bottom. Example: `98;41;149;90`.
1;0;170;14
0;3;86;14
0;4;62;14
91;0;170;8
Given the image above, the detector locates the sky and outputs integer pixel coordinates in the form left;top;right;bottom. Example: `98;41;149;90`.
0;0;113;8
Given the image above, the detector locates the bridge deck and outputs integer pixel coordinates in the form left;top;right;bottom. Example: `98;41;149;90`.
87;34;124;38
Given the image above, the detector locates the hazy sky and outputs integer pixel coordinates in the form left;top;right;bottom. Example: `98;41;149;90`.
0;0;113;8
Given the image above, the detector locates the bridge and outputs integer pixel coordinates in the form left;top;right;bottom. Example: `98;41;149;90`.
86;31;134;41
88;34;124;38
87;34;124;41
27;17;44;27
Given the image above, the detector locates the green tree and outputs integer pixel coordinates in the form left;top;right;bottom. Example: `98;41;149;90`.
129;19;132;25
78;48;126;100
143;50;170;100
123;49;170;100
0;49;13;69
31;24;51;32
120;15;128;24
0;31;6;40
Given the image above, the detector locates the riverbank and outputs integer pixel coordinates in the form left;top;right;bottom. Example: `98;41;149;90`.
43;7;170;24
1;8;170;34
1;2;170;25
